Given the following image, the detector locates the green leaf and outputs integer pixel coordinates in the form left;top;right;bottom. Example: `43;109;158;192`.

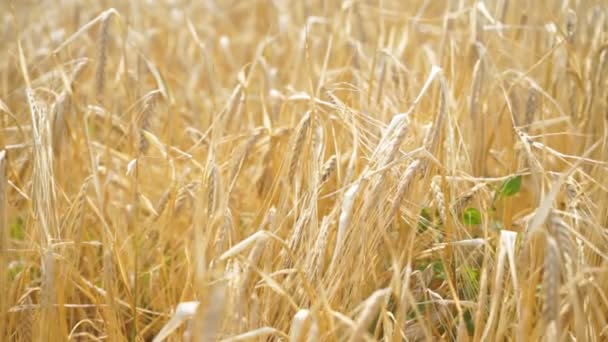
10;217;24;240
432;261;446;280
463;309;475;335
462;208;481;225
499;175;522;196
462;266;480;292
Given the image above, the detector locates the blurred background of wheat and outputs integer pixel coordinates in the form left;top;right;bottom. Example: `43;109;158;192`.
1;0;607;340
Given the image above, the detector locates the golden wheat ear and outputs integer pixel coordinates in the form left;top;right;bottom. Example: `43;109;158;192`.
95;14;110;100
5;1;608;340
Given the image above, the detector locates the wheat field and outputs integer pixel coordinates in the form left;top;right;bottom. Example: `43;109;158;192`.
1;0;608;341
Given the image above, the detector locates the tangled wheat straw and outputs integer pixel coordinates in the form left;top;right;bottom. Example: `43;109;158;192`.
1;0;608;340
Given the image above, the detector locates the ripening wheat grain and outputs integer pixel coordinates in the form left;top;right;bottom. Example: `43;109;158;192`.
1;1;607;341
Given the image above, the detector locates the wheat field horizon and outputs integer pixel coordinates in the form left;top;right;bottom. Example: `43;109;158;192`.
1;0;607;341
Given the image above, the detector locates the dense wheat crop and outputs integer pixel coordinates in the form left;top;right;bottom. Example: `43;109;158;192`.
1;0;608;340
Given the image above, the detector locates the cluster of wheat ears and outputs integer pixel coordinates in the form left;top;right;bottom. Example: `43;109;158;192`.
1;0;607;341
